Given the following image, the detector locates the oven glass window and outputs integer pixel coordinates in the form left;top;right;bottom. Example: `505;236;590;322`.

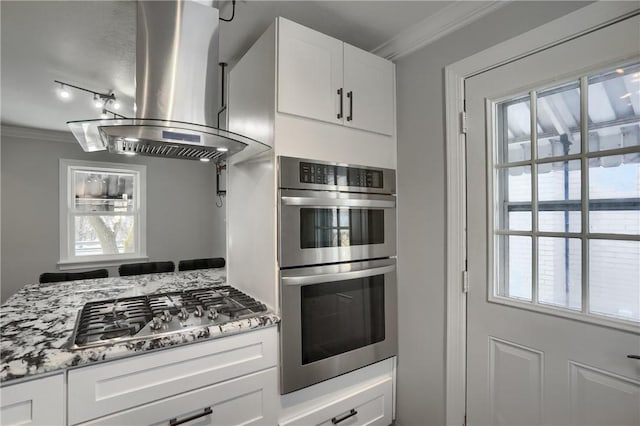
301;275;385;364
300;208;384;248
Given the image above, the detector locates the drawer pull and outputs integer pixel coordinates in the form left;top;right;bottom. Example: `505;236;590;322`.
332;408;358;424
169;407;212;426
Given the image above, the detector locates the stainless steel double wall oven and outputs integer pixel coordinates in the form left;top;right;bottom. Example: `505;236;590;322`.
278;156;397;394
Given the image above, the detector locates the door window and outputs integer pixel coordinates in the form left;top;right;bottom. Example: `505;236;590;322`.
493;62;640;324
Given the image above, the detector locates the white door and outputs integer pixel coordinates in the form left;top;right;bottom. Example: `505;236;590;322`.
277;18;344;125
343;43;395;136
466;15;640;426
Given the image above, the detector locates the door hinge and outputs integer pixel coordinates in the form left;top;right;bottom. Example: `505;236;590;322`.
460;111;467;134
462;270;469;293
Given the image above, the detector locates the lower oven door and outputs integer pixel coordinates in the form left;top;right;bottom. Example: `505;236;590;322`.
279;258;397;394
279;189;396;268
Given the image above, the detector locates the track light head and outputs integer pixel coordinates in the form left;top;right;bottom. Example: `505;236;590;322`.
58;83;71;100
93;94;103;108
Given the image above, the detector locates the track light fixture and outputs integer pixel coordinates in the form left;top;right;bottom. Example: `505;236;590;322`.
57;82;71;100
54;79;125;117
93;94;103;109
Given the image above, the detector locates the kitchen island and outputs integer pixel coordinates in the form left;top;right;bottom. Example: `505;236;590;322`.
0;268;279;384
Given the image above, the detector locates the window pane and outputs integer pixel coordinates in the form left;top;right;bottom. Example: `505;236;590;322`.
589;240;639;322
498;166;531;231
497;96;531;164
74;215;135;256
537;81;581;159
588;63;640;153
538;237;581;310
497;235;532;301
538;160;581;232
589;160;640;235
73;170;135;212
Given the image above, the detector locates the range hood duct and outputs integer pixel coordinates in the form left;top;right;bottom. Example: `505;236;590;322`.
68;0;268;163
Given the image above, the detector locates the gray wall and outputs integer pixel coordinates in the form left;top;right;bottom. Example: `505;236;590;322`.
1;132;226;302
394;2;590;424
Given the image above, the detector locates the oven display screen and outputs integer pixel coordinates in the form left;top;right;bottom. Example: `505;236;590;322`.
299;162;384;188
301;275;385;364
300;208;384;248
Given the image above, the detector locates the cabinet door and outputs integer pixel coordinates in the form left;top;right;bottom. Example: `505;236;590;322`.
343;43;395;136
279;376;393;426
0;374;65;426
81;368;278;426
278;18;344;125
68;327;277;424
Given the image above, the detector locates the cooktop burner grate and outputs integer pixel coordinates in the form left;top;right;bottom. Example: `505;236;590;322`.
71;286;268;349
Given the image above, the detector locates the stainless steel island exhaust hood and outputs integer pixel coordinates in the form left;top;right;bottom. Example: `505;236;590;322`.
68;0;268;163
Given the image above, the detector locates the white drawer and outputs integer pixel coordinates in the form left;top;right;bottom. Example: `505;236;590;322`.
0;374;65;426
69;327;277;425
82;367;278;426
279;376;393;426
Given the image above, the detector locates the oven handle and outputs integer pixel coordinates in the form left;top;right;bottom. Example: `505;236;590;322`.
281;264;396;286
280;196;395;208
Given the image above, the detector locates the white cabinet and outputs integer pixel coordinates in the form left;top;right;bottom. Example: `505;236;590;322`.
279;357;396;426
68;327;277;425
343;43;395;136
277;18;395;136
0;374;65;425
278;18;343;126
80;368;278;426
279;377;393;426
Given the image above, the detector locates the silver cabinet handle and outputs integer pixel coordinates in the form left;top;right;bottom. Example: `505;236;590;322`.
169;407;212;426
332;409;357;424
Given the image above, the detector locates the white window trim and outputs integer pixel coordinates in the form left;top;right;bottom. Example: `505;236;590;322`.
443;3;640;425
58;159;147;270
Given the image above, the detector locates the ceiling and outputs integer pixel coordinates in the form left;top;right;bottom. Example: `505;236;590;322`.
0;1;467;133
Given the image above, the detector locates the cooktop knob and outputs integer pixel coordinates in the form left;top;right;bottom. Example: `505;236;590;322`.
178;307;189;320
207;308;219;320
194;306;204;317
161;310;172;322
150;317;163;330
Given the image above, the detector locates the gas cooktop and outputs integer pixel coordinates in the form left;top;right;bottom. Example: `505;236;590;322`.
69;286;268;349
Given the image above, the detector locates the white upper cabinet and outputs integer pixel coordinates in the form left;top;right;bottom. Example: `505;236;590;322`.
278;18;344;125
277;18;395;136
343;43;394;136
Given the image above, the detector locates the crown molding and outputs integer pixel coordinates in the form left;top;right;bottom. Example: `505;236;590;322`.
1;124;76;144
372;1;508;61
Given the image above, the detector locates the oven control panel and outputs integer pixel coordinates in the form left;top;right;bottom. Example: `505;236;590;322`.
279;156;396;194
299;161;384;188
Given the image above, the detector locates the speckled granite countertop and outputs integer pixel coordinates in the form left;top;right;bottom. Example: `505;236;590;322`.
0;268;279;385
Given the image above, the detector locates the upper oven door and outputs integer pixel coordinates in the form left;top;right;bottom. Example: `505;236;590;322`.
279;189;396;268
